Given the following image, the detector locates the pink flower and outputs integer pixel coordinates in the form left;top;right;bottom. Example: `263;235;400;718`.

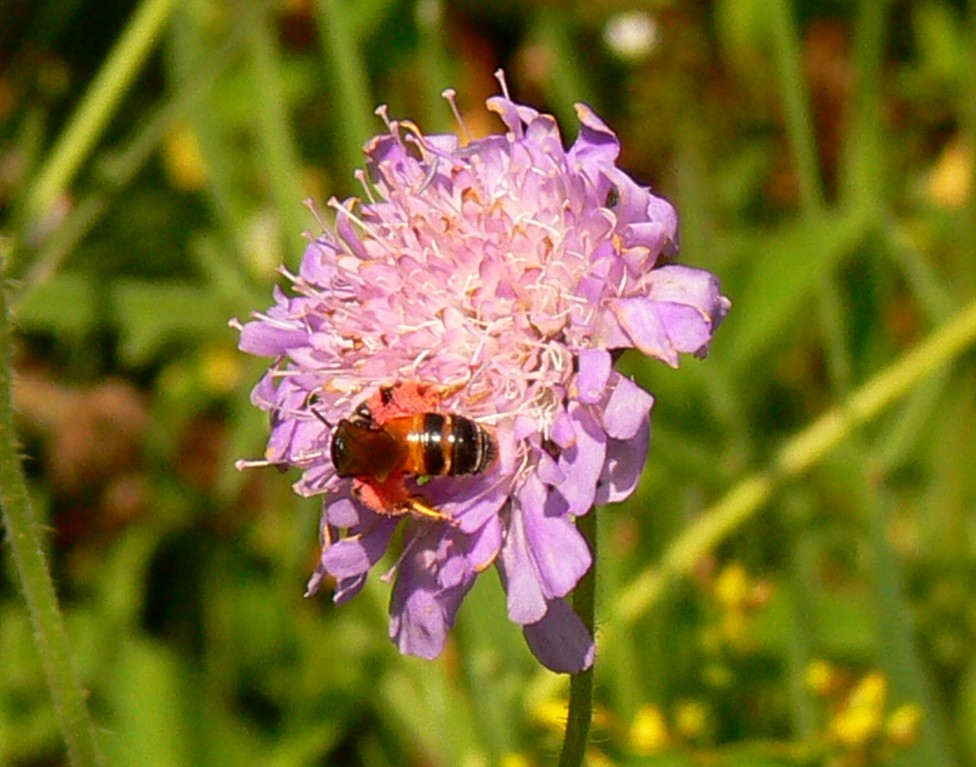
235;71;729;673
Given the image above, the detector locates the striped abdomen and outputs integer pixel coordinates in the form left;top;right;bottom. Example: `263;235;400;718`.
331;412;496;482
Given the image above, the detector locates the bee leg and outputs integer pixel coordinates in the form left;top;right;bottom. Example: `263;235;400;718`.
402;495;456;525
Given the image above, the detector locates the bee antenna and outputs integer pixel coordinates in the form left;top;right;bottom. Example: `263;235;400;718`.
310;408;334;428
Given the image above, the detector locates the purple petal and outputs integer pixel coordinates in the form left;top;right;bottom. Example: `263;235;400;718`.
324;497;361;528
514;414;538;441
437;539;471;589
486;96;528;139
555;403;607;516
647;265;729;342
389;528;475;660
603;374;654;440
535;449;564;485
422;472;509;534
304;541;334;597
332;573;368;604
592;305;633;350
611;296;680;367
467;514;503;572
569;103;620;169
596;416;650;505
390;585;462;660
499;479;548;624
613;257;727;365
248;371;277;409
550;406;576;449
523;493;592;598
321;518;397;580
522;598;595;674
494;420;519;475
576;349;612;404
299;238;345;281
621;221;675;261
646;195;680;257
603;167;654;228
238;315;307;357
453;486;508;533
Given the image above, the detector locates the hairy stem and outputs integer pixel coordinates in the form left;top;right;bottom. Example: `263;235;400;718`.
558;509;598;767
0;270;103;765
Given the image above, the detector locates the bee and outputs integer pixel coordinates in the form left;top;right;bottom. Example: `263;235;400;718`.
331;409;496;482
328;383;497;522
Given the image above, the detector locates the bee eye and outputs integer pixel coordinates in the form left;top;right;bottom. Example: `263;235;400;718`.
605;185;620;209
330;431;348;470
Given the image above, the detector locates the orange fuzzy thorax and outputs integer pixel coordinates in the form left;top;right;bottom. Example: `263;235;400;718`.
350;381;454;520
364;381;449;425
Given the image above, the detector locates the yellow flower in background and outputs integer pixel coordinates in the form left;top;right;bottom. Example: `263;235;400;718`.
709;561;770;648
828;671;887;749
885;703;922;748
628;704;670;754
806;658;841;697
163;121;208;191
530;697;568;734
926;138;971;208
673;699;710;742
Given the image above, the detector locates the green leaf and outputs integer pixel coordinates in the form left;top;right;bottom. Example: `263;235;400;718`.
101;639;192;767
14;272;102;338
112;279;230;365
720;208;872;372
913;1;965;85
958;658;976;764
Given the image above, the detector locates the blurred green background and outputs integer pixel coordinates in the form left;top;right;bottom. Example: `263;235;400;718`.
2;0;976;765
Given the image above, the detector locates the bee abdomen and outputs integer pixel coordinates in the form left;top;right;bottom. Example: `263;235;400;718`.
445;414;496;475
415;413;495;476
418;413;448;475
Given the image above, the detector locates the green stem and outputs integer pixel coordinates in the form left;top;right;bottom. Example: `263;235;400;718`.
416;0;454;132
249;13;309;268
769;0;825;216
859;466;957;767
26;0;179;217
534;8;594;130
12;1;272;309
770;0;852;394
840;0;889;210
557;509;597;767
615;294;976;624
0;268;103;764
313;0;375;189
965;0;976;287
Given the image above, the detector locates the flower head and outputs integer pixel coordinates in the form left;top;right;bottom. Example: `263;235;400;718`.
235;70;729;673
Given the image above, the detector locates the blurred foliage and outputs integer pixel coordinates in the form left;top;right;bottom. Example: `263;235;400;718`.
2;0;976;765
